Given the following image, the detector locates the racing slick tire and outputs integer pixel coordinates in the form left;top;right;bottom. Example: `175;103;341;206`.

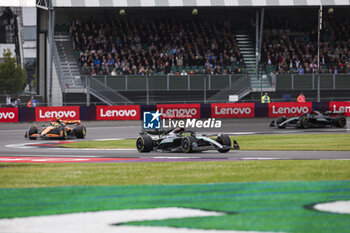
75;125;86;138
181;136;196;153
59;126;67;140
28;126;38;140
216;134;231;153
276;116;287;129
136;135;153;152
300;116;310;129
333;116;346;128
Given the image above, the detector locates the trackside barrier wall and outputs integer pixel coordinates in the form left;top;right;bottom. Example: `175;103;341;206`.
0;107;19;122
1;102;350;123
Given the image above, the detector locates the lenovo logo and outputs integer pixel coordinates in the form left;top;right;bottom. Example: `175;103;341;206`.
100;109;137;117
0;108;18;122
36;107;80;121
160;108;197;117
0;112;15;119
269;103;312;117
215;106;251;115
211;103;255;118
332;105;350;113
272;106;309;115
96;106;140;120
39;110;77;118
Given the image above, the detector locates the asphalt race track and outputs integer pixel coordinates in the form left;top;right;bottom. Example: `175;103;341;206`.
0;118;349;160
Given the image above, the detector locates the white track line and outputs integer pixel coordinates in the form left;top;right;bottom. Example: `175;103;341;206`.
0;207;281;233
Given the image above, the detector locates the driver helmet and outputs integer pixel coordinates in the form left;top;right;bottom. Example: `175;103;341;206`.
174;127;185;133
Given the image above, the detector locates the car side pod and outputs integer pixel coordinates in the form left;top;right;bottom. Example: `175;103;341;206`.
270;120;275;127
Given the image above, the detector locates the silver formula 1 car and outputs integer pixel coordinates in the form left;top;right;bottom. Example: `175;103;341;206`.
270;110;346;129
136;127;240;153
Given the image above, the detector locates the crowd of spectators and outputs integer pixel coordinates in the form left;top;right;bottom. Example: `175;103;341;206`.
69;17;247;76
262;16;350;75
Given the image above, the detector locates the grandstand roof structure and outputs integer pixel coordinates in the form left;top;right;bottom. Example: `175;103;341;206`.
39;0;350;8
1;0;348;8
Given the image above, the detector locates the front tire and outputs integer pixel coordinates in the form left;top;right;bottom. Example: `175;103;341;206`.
181;136;196;153
276;116;287;129
136;135;153;152
216;134;231;153
28;126;38;140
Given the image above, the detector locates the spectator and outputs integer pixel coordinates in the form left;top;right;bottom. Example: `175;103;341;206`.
297;65;304;74
261;92;270;103
70;17;244;75
111;68;117;76
180;69;188;76
27;96;38;107
297;92;306;103
6;94;11;107
11;97;18;107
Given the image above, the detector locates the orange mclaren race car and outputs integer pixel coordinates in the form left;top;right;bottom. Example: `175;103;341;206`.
25;119;86;140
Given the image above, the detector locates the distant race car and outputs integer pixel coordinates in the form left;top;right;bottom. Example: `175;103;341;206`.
25;120;86;140
136;127;240;153
270;110;346;129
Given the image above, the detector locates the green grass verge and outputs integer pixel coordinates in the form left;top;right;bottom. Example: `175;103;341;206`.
60;134;350;151
1;181;350;233
1;160;349;188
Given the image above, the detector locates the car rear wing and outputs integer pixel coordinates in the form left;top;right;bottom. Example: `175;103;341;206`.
324;111;344;116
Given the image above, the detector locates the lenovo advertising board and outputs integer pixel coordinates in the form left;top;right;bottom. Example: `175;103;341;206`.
157;104;201;119
329;102;350;116
0;108;18;123
211;103;255;118
97;105;140;120
269;102;313;117
36;106;80;122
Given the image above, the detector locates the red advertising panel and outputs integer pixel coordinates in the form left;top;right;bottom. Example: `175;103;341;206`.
157;104;201;119
0;108;18;123
268;102;312;117
329;102;350;116
36;106;80;122
97;105;140;120
211;103;255;118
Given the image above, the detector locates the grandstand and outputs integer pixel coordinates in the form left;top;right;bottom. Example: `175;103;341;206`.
1;1;350;106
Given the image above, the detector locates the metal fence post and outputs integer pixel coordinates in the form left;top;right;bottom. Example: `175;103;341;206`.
333;74;335;90
146;75;149;105
229;74;232;86
204;76;206;103
125;75;128;91
291;74;294;90
209;75;211;90
317;74;320;102
167;74;169;91
86;76;90;106
188;75;190;90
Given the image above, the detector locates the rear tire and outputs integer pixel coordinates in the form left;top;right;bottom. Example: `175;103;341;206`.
216;134;231;153
136;135;153;152
181;136;196;153
75;125;86;138
333;116;346;128
300;116;310;129
28;126;38;140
